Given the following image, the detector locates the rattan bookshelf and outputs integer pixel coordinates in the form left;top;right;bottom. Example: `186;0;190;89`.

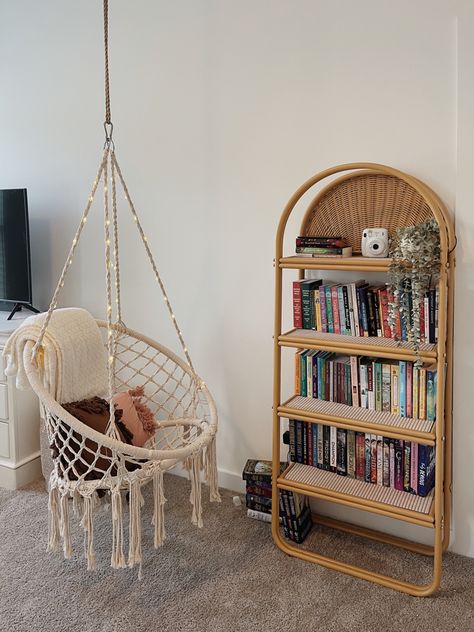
272;163;455;596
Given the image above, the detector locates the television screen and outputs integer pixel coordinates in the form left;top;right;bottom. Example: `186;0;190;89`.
0;189;32;304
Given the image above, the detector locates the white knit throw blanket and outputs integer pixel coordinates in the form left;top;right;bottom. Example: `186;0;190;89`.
3;307;107;403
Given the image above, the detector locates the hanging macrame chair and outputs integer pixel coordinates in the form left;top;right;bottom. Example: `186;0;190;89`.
19;0;220;574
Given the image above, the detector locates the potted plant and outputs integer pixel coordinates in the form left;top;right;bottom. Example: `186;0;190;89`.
387;219;440;359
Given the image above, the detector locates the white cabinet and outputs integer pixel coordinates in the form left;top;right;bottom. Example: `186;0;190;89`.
0;312;42;489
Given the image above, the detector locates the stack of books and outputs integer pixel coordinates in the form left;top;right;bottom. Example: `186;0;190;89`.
295;350;437;421
288;420;435;497
279;490;313;543
295;236;352;258
242;459;285;522
292;278;439;343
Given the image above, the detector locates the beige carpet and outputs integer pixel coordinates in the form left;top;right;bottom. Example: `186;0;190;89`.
0;475;473;632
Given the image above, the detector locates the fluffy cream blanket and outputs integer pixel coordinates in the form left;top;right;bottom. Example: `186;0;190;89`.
3;307;107;403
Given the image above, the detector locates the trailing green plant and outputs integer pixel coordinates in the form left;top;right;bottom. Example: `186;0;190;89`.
387;219;440;360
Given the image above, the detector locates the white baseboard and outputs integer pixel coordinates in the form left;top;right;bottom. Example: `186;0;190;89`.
171;465;246;494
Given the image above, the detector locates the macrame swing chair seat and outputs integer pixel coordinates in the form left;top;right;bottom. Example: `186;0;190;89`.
22;147;220;574
16;2;220;574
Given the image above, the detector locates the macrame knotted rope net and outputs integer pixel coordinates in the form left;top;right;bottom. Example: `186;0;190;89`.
24;144;220;575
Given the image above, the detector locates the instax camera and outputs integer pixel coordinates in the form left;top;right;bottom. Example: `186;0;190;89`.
361;228;389;258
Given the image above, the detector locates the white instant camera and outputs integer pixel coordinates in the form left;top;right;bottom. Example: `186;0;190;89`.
361;228;389;258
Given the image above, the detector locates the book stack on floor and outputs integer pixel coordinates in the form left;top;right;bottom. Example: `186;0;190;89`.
292;278;439;342
295;350;437;421
279;489;313;543
295;236;352;258
242;459;286;523
288;420;435;497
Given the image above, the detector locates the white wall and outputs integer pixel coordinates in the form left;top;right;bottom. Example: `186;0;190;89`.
0;0;472;555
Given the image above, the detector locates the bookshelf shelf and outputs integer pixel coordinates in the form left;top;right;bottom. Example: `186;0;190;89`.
278;329;437;363
272;163;455;596
278;395;435;444
277;462;435;527
279;255;391;272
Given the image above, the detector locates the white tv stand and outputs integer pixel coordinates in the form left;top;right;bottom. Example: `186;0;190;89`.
0;311;41;489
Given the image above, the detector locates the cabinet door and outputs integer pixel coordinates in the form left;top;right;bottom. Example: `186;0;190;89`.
0;354;6;384
0;422;9;458
0;384;8;420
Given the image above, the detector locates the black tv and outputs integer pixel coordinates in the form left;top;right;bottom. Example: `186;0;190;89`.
0;189;38;320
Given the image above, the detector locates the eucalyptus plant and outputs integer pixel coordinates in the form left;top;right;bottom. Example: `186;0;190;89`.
387;219;440;359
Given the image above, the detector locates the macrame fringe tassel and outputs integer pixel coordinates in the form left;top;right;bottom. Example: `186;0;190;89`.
47;485;61;552
189;453;203;528
110;487;126;569
80;494;97;571
72;488;83;518
152;469;167;548
128;480;144;577
60;491;73;559
205;435;221;503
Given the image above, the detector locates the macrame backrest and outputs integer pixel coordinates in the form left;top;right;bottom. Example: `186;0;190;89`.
301;171;434;253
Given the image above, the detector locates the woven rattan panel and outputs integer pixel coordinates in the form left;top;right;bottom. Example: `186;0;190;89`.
282;329;436;354
303;173;433;251
283;395;434;434
283;462;434;516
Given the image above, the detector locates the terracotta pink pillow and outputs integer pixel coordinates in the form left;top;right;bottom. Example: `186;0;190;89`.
112;386;157;447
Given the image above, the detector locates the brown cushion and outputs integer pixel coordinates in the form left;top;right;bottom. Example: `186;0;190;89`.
50;396;138;481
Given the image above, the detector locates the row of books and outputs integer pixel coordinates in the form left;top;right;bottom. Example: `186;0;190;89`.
292;278;439;343
279;490;312;543
295;350;437;421
295;235;353;259
242;459;313;543
287;420;435;497
242;459;285;522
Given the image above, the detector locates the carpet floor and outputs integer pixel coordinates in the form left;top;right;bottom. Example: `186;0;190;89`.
0;475;473;632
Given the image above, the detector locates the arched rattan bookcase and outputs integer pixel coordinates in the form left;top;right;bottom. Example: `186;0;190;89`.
272;162;455;596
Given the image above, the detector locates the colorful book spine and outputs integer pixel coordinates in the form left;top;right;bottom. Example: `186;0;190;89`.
292;280;303;328
394;440;404;491
389;438;395;488
319;286;327;333
350;356;359;407
330;425;337;472
300;351;307;397
391;364;400;415
347;430;356;478
399;361;406;417
413;367;419;419
336;428;347;476
295;351;301;395
331;285;341;334
374;362;383;412
403;442;411;492
370;435;377;484
314;290;321;331
337;286;346;335
364;434;371;483
382;363;391;412
383;437;390;487
419;368;426;420
356;432;365;480
406;362;413;418
418;444;436;496
325;285;334;334
426;368;437;422
410;440;418;495
376;435;383;486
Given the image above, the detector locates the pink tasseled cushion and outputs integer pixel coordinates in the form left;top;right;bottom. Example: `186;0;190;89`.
112;386;157;447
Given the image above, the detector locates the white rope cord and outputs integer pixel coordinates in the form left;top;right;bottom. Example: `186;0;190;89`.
103;150;120;438
111;151;198;378
32;150;109;360
111;156;123;325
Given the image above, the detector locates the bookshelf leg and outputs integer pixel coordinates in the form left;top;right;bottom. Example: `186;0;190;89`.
272;522;442;597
